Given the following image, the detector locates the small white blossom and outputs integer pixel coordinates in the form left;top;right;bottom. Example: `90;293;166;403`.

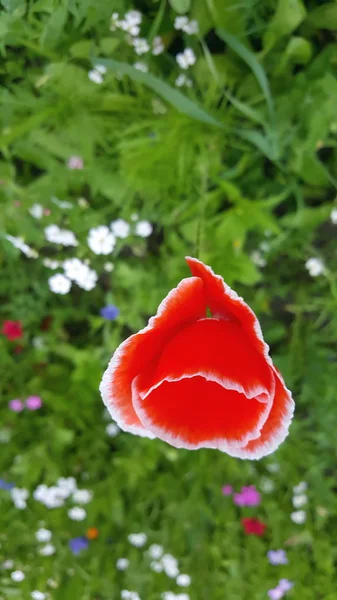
290;510;306;524
148;544;164;559
266;462;280;473
47;579;58;588
106;423;120;437
48;273;71;295
110;12;120;31
305;257;325;277
63;258;86;281
120;20;140;36
95;64;107;74
11;570;25;582
68;506;86;521
150;561;163;573
110;219;130;239
134;62;148;72
51;196;73;209
88;69;103;84
5;234;37;258
72;489;93;505
175;74;192;88
75;266;98;291
125;10;142;25
135;220;153;237
43;258;59;269
2;559;14;569
88;226;116;255
104;262;114;272
260;477;274;493
292;494;307;508
174;16;189;30
116;558;129;570
35;528;52;543
44;224;78;246
128;532;147;547
39;543;55;556
57;477;77;496
132;38;150;55
176;48;196;69
152;36;164;55
78;197;89;208
31;591;46;600
162;593;176;600
177;574;191;587
293;481;308;494
34;484;65;508
162;554;179;578
250;250;266;268
29;203;44;218
11;487;29;510
174;16;199;35
121;591;141;600
330;207;337;224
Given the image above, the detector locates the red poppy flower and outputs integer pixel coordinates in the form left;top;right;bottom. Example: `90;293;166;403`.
100;257;294;459
241;517;266;536
1;320;23;341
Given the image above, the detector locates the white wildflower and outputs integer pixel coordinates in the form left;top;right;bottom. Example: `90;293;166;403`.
125;10;142;25
148;544;164;559
88;225;116;255
135;220;153;237
106;423;120;437
88;69;103;84
34;484;65;508
2;559;14;569
121;591;141;600
250;250;266;268
57;477;77;495
292;494;307;508
110;12;120;31
35;528;52;543
10;487;29;510
63;258;87;281
95;64;107;74
43;258;59;269
5;234;37;258
305;257;325;277
266;462;280;473
11;570;25;582
162;554;179;578
128;532;147;547
260;477;274;493
134;62;148;72
177;574;191;587
39;543;55;556
116;558;129;570
44;224;78;246
174;16;189;30
175;74;192;88
330;207;337;224
104;261;114;272
293;481;308;494
290;510;306;524
174;16;199;35
152;36;164;55
176;48;196;69
68;506;86;521
150;561;163;573
48;273;71;295
50;196;73;209
132;38;150;55
31;592;46;600
162;593;176;600
72;489;92;505
29;203;44;219
75;265;98;291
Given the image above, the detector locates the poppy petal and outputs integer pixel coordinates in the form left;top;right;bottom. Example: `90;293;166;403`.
143;317;274;403
185;257;272;366
232;369;294;459
99;277;206;437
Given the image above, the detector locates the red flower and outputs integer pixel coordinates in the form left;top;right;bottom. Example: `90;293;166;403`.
241;517;266;536
2;320;23;341
100;258;294;459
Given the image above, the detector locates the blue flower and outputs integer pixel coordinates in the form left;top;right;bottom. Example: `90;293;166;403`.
69;536;89;555
0;478;15;491
100;305;120;320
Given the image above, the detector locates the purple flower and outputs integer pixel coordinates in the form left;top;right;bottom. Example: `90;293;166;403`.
278;579;294;593
25;396;43;410
233;485;261;507
100;305;120;321
69;536;89;555
267;549;288;565
221;485;233;496
268;588;284;600
8;399;24;412
0;479;15;491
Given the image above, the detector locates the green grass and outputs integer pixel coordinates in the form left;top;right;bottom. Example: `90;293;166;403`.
1;0;337;598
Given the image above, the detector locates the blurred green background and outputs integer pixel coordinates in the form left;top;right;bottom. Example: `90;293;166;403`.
1;0;337;599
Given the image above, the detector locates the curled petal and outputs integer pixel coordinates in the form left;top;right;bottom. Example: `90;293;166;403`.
99;277;206;436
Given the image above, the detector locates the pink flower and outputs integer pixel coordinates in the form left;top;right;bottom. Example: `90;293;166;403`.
67;156;84;170
2;320;23;341
9;399;24;412
222;485;233;496
25;396;42;410
234;485;261;506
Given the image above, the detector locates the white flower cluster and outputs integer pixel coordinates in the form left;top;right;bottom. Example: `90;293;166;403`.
88;226;116;255
29;203;44;219
31;592;47;600
331;207;337;224
305;257;325;277
290;481;308;524
110;10;164;57
134;62;148;73
48;258;98;295
33;477;92;517
175;74;192;88
116;558;129;570
128;532;148;548
162;593;190;600
250;250;267;268
121;591;141;600
45;224;78;246
147;545;191;585
88;64;107;85
176;48;196;70
106;422;120;437
10;487;29;510
5;234;38;258
174;16;199;35
35;529;55;556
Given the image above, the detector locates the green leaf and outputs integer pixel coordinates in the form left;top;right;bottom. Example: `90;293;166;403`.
307;4;337;30
168;0;191;13
92;57;223;129
216;29;274;119
40;6;67;49
264;0;307;50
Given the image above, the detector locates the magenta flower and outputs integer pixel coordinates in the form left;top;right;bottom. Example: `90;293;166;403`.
222;485;233;496
233;485;261;507
25;396;43;410
67;156;84;170
9;399;24;412
267;549;288;565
